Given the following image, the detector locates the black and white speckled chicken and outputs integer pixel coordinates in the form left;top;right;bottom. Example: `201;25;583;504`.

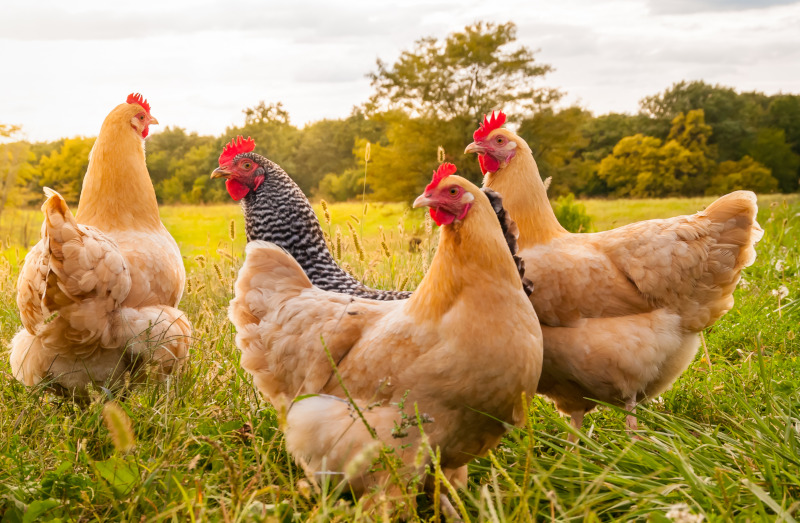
210;136;411;301
211;136;532;301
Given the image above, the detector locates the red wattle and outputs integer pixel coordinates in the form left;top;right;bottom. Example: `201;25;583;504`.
479;154;500;174
226;178;251;201
430;208;455;226
253;175;265;191
142;127;149;138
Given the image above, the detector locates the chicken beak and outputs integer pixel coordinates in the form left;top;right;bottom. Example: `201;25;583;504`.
211;167;231;179
412;193;435;209
148;115;159;126
464;141;486;155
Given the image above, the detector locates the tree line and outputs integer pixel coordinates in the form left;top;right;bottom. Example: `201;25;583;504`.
1;22;798;212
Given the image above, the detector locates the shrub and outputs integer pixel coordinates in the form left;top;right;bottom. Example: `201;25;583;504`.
552;193;592;232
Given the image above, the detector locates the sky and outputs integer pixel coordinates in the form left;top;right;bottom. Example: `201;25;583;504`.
1;0;799;142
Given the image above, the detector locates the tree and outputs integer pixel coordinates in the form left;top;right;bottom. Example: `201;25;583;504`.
157;143;219;204
368;22;558;121
0;123;24;216
707;156;777;195
227;102;301;188
517;107;592;196
294;113;386;195
597;134;667;197
744;128;800;193
765;95;800;155
23;137;96;205
146;127;215;187
640;81;767;162
243;101;291;126
598;110;716;197
362;111;480;203
664;109;716;194
316;168;364;202
0;141;30;216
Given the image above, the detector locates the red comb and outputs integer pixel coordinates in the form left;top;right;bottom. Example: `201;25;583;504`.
473;111;506;141
126;93;151;114
219;136;256;165
425;162;458;192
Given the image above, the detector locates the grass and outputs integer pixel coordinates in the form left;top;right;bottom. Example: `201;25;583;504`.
0;194;798;521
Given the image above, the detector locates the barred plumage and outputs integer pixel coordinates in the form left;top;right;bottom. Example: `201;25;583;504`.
237;152;412;301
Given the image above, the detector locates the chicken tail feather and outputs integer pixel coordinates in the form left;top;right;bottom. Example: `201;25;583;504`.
702;190;763;270
686;190;763;329
230;241;312;326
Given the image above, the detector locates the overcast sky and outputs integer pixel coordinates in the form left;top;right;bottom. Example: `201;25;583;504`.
2;0;799;142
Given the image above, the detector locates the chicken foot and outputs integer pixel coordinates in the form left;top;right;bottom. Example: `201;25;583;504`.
567;410;585;444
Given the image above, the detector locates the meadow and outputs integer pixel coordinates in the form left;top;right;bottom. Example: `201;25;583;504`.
0;194;798;521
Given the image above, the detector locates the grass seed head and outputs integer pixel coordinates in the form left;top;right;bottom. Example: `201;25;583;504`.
103;402;136;453
437;145;445;163
321;199;331;225
229;219;236;241
347;222;365;262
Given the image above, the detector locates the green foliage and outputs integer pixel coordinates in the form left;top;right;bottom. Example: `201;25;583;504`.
640;80;768;162
1;28;799;211
316;168;363;202
156;143;219;204
517;107;595;196
552;193;592;232
0;124;21;139
368;22;558;120
362;112;482;203
598;110;717;197
598;133;667;197
745;127;800;193
708;156;778;195
18;137;95;205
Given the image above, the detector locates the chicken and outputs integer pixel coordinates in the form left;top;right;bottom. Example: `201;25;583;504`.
465;111;763;435
10;94;191;397
210;136;410;300
228;163;542;510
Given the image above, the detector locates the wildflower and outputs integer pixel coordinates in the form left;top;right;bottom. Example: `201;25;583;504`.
665;503;704;523
775;259;784;272
772;285;789;300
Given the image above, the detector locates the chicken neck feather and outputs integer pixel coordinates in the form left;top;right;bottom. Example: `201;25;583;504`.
76;103;161;232
484;142;566;248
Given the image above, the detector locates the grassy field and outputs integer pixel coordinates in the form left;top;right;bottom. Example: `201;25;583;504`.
0;195;798;521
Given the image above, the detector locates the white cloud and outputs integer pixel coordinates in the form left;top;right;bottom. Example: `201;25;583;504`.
1;0;798;141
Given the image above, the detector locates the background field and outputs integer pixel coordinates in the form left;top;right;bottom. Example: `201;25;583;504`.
0;195;798;521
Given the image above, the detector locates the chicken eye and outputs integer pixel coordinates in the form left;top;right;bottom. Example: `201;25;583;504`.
139;115;145;120
496;137;504;144
243;162;252;169
449;187;458;196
